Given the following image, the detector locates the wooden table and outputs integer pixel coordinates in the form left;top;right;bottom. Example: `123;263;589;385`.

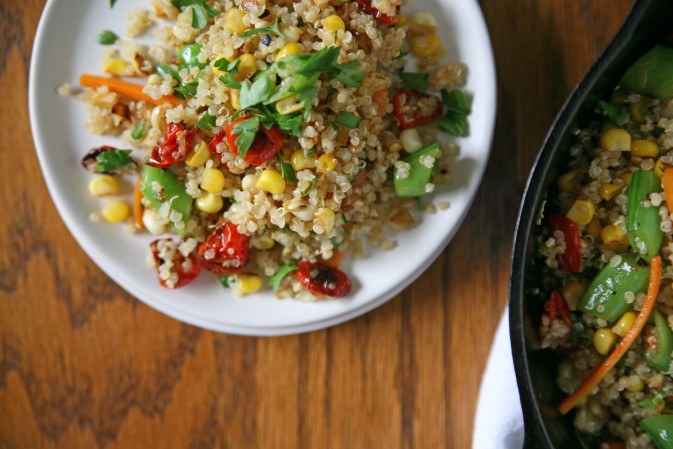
0;0;634;447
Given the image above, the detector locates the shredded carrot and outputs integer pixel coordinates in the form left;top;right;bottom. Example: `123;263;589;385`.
133;175;144;230
79;74;181;107
558;255;662;415
662;167;673;215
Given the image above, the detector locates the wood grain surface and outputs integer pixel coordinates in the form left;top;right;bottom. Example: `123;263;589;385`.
0;0;634;448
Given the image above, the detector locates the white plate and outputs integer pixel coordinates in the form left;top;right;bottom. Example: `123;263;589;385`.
29;0;496;335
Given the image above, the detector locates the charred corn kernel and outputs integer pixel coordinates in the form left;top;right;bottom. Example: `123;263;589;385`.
256;169;286;194
195;192;223;213
613;311;637;337
102;199;130;223
276;42;303;61
655;157;667;177
400;128;423;153
142;208;168;236
185;141;210;167
566;198;595;225
89;175;120;197
601;224;629;251
557;169;580;193
593;328;617;355
627;378;645;393
237;274;263;295
620;172;634;186
103;59;133;76
396;13;407;27
316;154;337;173
276;94;305;115
562;280;586;311
315;207;336;233
224;9;248;35
631;139;660;158
236;53;257;80
601;128;631;152
251;233;275;250
410;34;441;58
291;150;314;171
587;217;602;240
324;15;345;32
599;183;622;201
409;12;437;32
230;88;240;110
201;167;226;193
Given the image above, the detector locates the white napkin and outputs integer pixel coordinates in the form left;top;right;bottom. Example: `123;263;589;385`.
472;309;525;449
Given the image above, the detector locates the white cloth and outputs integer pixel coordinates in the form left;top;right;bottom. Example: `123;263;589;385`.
472;309;525;449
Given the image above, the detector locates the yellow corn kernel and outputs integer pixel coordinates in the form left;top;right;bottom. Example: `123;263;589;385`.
593;328;617;355
620;172;634;186
230;88;240;110
291;150;315;171
185;141;210;167
587;217;602;240
89;175;120;197
657;400;667;413
237;274;263;294
655;157;667;177
631;139;660;158
630;100;646;123
557;169;580;193
315;207;336;233
236;53;258;80
316;154;337;173
224;8;248;35
600;128;631;152
251;233;275;250
201;167;226;193
612;311;637;337
195;192;223;213
601;224;629;252
410;34;441;58
276;42;303;61
102;199;130;223
396;13;407;27
211;53;228;77
103;59;134;76
566;198;595;226
276;94;305;115
599;183;622;201
627;378;645;393
408;12;437;33
256;169;286;194
389;142;403;153
562;280;586;311
324;15;345;33
281;25;303;43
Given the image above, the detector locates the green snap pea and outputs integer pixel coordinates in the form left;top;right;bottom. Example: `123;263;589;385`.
140;165;192;237
645;309;673;374
627;169;664;260
621;45;673;101
578;253;650;322
640;415;673;449
177;44;207;69
393;143;440;198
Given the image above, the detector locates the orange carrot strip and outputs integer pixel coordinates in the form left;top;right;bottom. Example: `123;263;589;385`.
79;74;182;107
133;175;144;230
559;255;662;415
662;167;673;215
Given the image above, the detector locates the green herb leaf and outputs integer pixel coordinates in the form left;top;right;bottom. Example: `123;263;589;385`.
110;0;117;7
213;57;240;75
97;30;118;45
191;4;208;29
241;17;287;40
297;85;319;117
335;111;361;128
597;99;630;127
240;75;275;109
219;74;242;89
439;89;471;137
197;111;217;132
96;149;134;173
268;260;298;291
331;60;365;88
393;50;409;60
233;116;260;158
399;71;429;92
218;275;231;288
131;120;145;140
156;64;181;81
441;89;471;115
279;157;298;184
303;176;317;196
175;81;198;100
297;46;340;75
639;392;672;409
273;111;304;137
438;114;468;137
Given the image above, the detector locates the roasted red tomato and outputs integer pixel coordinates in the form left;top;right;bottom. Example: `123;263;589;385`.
547;214;582;273
392;90;444;129
544;290;572;327
150;239;201;288
197;222;250;275
225;117;283;167
354;0;398;24
293;261;352;297
147;123;194;168
208;131;227;161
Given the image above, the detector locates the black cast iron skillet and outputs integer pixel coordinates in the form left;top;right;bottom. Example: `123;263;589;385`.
509;0;673;447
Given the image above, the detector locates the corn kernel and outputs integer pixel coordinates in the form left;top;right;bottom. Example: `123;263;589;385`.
562;280;586;311
236;53;258;80
627;378;645;393
102;199;130;223
620;172;633;186
237;274;263;295
211;53;229;77
276;94;305;115
185;141;211;167
276;42;303;61
631;139;660;158
593;328;617;355
601;224;629;252
599;183;622;201
230;88;240;110
630;100;646;123
256;169;286;194
600;128;631;152
201;168;226;193
324;15;345;33
281;25;302;43
409;12;437;32
655;157;667;177
251;233;275;250
142;208;168;236
400;128;423;153
316;154;337;173
389;142;403;153
613;312;637;337
195;192;223;213
224;9;248;35
557;169;580;193
657;399;667;413
315;207;336;233
587;217;602;240
89;175;120;197
410;34;441;58
396;13;407;27
566;198;595;226
291;150;315;171
103;59;134;76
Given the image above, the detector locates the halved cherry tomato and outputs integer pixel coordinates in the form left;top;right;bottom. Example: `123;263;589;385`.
547;214;582;273
545;290;572;327
354;0;398;24
197;222;249;275
392;90;444;129
147;123;194;168
293;261;352;297
225;117;283;167
208;131;227;162
150;238;201;288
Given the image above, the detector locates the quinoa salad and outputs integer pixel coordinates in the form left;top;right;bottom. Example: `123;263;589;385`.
62;0;470;300
536;45;673;448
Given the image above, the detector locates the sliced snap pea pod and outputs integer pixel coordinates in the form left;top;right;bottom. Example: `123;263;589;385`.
578;253;650;323
627;169;664;260
177;44;207;69
140;164;192;237
620;45;673;101
393;143;441;198
641;415;673;449
645;309;673;374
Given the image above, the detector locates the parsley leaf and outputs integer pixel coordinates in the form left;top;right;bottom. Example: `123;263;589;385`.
196;111;217;132
170;0;219;28
297;85;318;117
191;5;208;29
303;176;317;196
131;120;145;140
240;75;275;109
241;17;287;40
218;275;231;288
335;111;361;128
597;99;630;127
639;392;672;409
330;60;365;88
399;71;429;92
233;116;260;158
268;260;298;291
297;46;340;75
279;157;298;183
213;57;240;75
96;150;134;173
438;89;471;137
175;80;198;100
219;74;242;89
97;30;118;45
